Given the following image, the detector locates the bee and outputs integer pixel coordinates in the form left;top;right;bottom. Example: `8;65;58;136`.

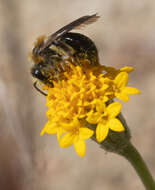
30;14;100;95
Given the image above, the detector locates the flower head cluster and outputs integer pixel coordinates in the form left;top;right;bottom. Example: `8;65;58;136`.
41;63;140;157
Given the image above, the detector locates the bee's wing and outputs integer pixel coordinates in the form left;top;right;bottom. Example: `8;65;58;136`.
41;14;99;51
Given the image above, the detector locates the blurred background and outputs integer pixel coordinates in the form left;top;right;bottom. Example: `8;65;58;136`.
0;0;155;189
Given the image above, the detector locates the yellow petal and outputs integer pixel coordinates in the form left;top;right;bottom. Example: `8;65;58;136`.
96;101;106;113
40;121;58;135
45;127;58;134
61;121;75;131
40;128;47;136
122;87;141;95
59;133;75;148
96;122;109;142
114;72;128;88
120;66;134;73
108;118;125;132
57;128;65;142
86;111;101;124
116;92;130;102
107;102;122;118
74;139;86;157
79;128;94;140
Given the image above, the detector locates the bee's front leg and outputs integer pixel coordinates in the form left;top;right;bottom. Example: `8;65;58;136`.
33;81;47;96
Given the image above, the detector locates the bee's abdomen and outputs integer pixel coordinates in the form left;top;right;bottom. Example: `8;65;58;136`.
60;32;99;66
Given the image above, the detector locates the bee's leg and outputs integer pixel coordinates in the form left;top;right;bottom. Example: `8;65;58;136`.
33;81;47;96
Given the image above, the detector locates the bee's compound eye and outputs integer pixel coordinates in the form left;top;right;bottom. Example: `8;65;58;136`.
31;68;45;81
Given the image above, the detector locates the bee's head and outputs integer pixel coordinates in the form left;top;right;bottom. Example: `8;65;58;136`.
31;62;51;83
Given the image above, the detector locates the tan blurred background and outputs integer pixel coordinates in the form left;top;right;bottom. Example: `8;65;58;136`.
0;0;155;189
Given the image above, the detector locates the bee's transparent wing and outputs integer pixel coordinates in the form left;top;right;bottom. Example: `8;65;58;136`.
41;14;99;51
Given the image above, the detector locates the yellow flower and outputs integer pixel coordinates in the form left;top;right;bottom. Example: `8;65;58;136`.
59;118;94;157
113;72;140;102
86;101;124;142
40;63;140;157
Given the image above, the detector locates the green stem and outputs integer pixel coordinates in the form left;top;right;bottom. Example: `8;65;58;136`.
88;109;155;189
118;142;155;190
